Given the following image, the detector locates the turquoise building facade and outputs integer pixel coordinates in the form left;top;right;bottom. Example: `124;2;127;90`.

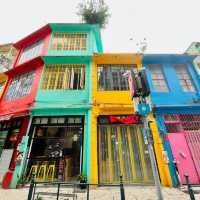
10;23;103;187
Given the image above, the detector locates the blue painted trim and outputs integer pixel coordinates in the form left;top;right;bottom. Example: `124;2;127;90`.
153;105;200;115
143;54;200;108
143;54;196;64
155;115;179;186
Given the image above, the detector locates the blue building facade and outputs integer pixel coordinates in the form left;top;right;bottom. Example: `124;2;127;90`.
143;54;200;186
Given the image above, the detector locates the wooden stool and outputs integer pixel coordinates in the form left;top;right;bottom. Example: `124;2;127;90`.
46;161;56;182
37;161;48;182
27;164;38;181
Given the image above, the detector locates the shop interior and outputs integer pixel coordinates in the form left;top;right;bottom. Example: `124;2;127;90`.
0;119;22;182
25;117;83;182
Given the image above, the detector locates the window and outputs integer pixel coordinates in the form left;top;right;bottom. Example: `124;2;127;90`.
196;63;200;74
5;71;35;101
0;81;5;92
174;64;195;92
18;40;44;64
41;65;85;90
97;64;135;91
50;33;87;51
149;64;168;92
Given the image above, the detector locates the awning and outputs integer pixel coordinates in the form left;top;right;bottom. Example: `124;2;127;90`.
0;114;13;121
0;110;29;122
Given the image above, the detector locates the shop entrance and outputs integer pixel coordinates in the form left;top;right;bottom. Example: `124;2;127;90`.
164;114;200;184
25;116;84;182
0;119;22;183
98;116;154;184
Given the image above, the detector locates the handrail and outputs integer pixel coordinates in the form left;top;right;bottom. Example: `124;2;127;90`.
27;176;126;200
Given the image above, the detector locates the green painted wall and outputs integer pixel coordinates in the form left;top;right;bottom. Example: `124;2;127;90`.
29;24;103;183
35;56;91;110
47;23;103;56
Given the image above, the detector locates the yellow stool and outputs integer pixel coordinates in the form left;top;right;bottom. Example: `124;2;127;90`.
37;161;48;182
27;164;38;180
46;162;56;182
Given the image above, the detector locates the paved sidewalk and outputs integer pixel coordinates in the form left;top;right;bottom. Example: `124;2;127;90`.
0;186;199;200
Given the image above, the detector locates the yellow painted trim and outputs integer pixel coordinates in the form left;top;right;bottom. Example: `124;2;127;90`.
136;127;148;181
90;109;98;184
93;53;141;64
92;54;140;109
0;73;8;98
148;114;173;187
90;54;142;184
107;126;113;182
90;53;172;186
117;126;124;177
127;127;137;181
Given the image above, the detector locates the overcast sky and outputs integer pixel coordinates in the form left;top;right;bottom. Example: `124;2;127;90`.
0;0;199;53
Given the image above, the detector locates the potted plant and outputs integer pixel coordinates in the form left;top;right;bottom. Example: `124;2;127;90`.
78;174;87;189
77;0;110;28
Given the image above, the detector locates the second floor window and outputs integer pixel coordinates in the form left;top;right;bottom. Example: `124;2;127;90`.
149;64;169;92
174;64;196;92
18;40;44;64
41;65;85;90
50;33;87;51
97;64;135;91
5;71;35;101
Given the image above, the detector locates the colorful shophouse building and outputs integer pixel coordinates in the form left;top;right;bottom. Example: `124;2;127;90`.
90;53;172;186
143;54;200;186
6;23;103;188
0;25;51;188
0;23;102;188
0;23;175;189
0;43;16;106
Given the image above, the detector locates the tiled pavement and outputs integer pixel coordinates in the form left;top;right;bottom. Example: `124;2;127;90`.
0;185;200;200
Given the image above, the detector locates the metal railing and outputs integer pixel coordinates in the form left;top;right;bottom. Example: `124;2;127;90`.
27;176;126;200
184;175;196;200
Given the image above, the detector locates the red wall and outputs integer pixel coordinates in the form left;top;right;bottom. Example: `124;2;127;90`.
0;58;44;117
13;24;51;68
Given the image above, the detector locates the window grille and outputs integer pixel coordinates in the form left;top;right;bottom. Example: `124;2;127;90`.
50;33;87;51
5;71;35;101
164;114;200;132
41;65;85;90
149;64;168;92
98;124;153;184
174;64;195;92
97;64;135;91
18;40;44;64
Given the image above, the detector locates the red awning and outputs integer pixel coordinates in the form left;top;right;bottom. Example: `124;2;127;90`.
0;110;29;122
0;114;13;121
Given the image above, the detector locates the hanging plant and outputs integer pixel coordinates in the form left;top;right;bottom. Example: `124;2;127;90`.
77;0;110;28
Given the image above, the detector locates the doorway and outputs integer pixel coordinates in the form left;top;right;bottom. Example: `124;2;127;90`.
98;116;153;184
0;119;22;183
164;114;200;184
25;116;84;182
